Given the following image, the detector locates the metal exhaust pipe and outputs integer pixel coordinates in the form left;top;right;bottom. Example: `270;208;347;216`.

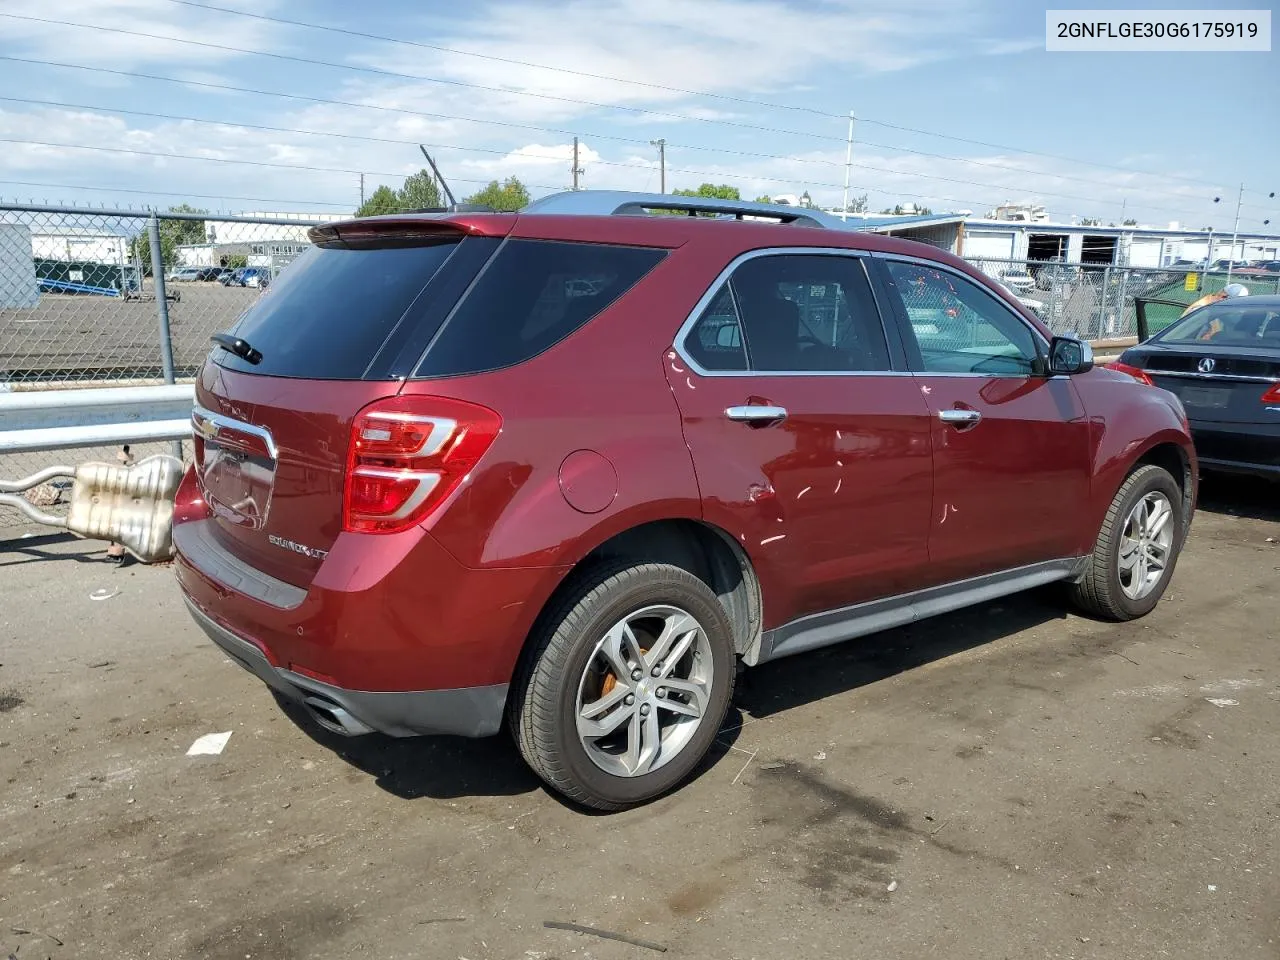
302;696;373;737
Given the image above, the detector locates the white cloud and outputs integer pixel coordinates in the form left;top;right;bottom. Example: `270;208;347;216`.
344;0;1023;128
0;0;1231;227
0;100;1223;226
1;0;286;68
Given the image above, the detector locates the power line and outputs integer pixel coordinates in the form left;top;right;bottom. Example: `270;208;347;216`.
0;179;355;209
0;55;661;148
3;132;1215;227
0;91;1215;222
148;0;1246;194
852;116;1235;193
0;138;565;191
0;14;843;143
161;0;837;120
1;57;1232;214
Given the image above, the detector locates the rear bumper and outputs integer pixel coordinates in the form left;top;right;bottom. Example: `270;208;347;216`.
1190;422;1280;479
185;595;508;738
171;454;569;728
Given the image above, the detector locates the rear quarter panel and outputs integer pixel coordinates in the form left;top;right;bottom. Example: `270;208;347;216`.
413;235;739;571
1073;367;1197;554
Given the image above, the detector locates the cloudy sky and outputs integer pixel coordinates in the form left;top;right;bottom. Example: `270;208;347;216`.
0;0;1275;228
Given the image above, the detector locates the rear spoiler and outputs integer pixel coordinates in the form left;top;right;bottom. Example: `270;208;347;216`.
308;214;513;247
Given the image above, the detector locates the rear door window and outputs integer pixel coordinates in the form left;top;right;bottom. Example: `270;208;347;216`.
683;286;747;371
215;239;463;379
414;239;666;378
682;253;891;373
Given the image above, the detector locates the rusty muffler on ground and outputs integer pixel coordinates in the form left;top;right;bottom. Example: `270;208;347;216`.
0;454;184;563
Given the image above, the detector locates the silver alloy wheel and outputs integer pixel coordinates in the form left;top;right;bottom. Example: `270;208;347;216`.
575;604;713;778
1118;491;1175;600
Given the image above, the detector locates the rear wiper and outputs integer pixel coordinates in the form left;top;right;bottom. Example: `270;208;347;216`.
210;332;263;365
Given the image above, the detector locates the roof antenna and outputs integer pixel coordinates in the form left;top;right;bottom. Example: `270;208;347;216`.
418;145;457;209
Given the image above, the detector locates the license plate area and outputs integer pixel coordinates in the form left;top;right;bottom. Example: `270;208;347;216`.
1179;386;1232;409
192;407;278;530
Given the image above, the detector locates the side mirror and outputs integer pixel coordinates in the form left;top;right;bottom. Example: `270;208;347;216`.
1049;335;1094;375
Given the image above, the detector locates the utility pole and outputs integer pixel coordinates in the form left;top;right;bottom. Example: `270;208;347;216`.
650;138;666;193
841;111;854;222
359;173;365;208
571;137;584;191
1202;227;1214;291
1226;182;1243;283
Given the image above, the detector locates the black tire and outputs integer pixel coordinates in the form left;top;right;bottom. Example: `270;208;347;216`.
1071;464;1184;621
509;560;736;811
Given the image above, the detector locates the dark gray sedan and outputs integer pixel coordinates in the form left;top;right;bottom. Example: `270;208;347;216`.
1112;294;1280;479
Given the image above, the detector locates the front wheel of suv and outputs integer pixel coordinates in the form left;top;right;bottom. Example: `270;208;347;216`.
510;561;736;811
1071;463;1185;621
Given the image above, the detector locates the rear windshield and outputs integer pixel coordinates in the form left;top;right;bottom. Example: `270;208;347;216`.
214;240;461;378
414;239;666;378
1158;302;1280;347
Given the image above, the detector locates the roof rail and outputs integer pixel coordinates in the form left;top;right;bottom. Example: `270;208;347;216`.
521;190;849;229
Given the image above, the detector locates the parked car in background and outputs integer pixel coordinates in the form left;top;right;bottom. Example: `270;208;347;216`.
1233;260;1280;276
168;266;203;282
1034;261;1077;292
1111;293;1279;479
174;190;1197;810
219;266;271;288
993;277;1046;316
1208;259;1250;273
998;269;1035;294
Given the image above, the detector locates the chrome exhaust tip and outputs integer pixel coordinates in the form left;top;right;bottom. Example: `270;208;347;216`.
301;694;374;737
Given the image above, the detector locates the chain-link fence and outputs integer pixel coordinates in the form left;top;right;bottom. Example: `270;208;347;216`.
1;203;324;532
0;204;323;384
965;257;1280;340
4;199;1280;534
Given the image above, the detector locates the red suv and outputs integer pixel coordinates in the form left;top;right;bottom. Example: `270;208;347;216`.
174;191;1196;810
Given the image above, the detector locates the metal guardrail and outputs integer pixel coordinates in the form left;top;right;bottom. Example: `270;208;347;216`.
0;383;194;453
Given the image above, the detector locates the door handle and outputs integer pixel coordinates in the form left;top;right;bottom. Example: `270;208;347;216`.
938;408;982;427
725;404;788;425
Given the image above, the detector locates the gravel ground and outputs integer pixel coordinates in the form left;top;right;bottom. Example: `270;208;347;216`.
0;475;1277;960
0;283;257;382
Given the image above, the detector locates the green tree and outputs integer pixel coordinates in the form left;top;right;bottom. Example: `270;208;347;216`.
1123;218;1138;226
1081;217;1102;226
129;204;208;273
845;193;869;213
399;170;443;211
673;183;741;201
753;194;773;204
878;203;932;216
463;176;531;211
356;184;402;218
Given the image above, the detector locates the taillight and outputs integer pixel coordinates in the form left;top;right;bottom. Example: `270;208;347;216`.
1262;382;1280;404
1106;361;1155;386
343;395;501;534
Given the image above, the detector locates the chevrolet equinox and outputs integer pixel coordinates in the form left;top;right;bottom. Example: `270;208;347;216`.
174;191;1196;810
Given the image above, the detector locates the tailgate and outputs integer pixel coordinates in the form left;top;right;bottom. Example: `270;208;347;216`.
193;365;399;588
186;220;507;589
